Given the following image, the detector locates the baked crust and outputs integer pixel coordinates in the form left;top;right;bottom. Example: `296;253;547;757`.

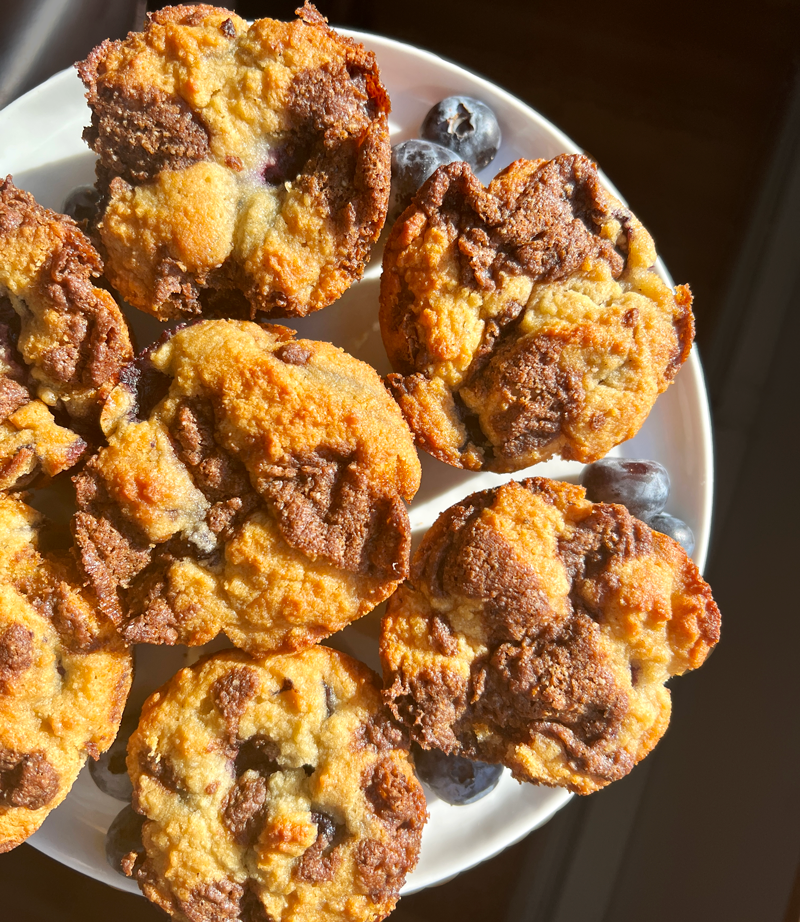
128;646;426;922
380;155;694;472
0;178;133;489
78;3;391;321
380;478;720;794
73;320;421;655
0;493;132;851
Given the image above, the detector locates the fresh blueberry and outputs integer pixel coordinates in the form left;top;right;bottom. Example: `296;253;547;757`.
62;185;100;225
413;745;502;805
105;804;145;877
649;512;695;556
420;96;501;171
581;459;670;522
89;711;136;801
389;139;459;223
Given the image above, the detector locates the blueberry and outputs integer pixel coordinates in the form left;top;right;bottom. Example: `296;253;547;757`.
88;711;136;801
389;139;459;223
105;804;145;877
420;96;501;171
581;459;670;522
413;745;502;805
62;185;100;225
649;512;695;556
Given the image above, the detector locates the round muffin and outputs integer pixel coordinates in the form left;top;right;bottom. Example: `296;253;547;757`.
380;478;720;794
380;155;694;472
0;493;132;851
73;320;421;655
127;646;427;922
0;177;133;489
77;3;391;321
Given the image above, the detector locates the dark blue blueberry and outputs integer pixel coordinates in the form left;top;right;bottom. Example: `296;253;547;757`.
105;804;145;877
581;459;670;522
62;185;100;225
420;96;501;171
413;745;502;805
649;512;695;556
89;712;136;802
234;734;279;776
323;681;336;718
310;809;344;850
389;139;459;223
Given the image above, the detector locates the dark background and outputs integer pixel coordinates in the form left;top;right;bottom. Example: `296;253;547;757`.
2;1;800;919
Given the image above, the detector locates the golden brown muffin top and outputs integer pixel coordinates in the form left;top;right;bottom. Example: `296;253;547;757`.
0;177;132;419
74;320;421;655
381;155;694;472
0;177;132;489
128;646;426;922
0;493;132;851
381;478;719;794
78;3;391;320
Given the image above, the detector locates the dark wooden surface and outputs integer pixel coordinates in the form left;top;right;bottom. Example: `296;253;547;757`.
2;1;800;919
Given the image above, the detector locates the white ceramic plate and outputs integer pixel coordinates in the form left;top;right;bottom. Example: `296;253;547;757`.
0;30;713;898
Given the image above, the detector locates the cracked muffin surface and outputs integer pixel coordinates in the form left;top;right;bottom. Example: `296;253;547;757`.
77;2;391;321
73;319;421;655
127;646;426;922
380;154;694;472
0;493;132;851
380;478;720;794
0;178;132;489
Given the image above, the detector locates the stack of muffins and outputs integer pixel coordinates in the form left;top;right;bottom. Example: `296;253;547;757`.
0;5;720;922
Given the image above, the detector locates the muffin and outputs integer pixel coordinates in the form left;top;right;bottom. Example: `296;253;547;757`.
0;493;132;851
73;320;421;655
77;3;391;321
126;646;426;922
380;478;720;794
0;177;132;488
380;155;694;472
0;316;85;491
